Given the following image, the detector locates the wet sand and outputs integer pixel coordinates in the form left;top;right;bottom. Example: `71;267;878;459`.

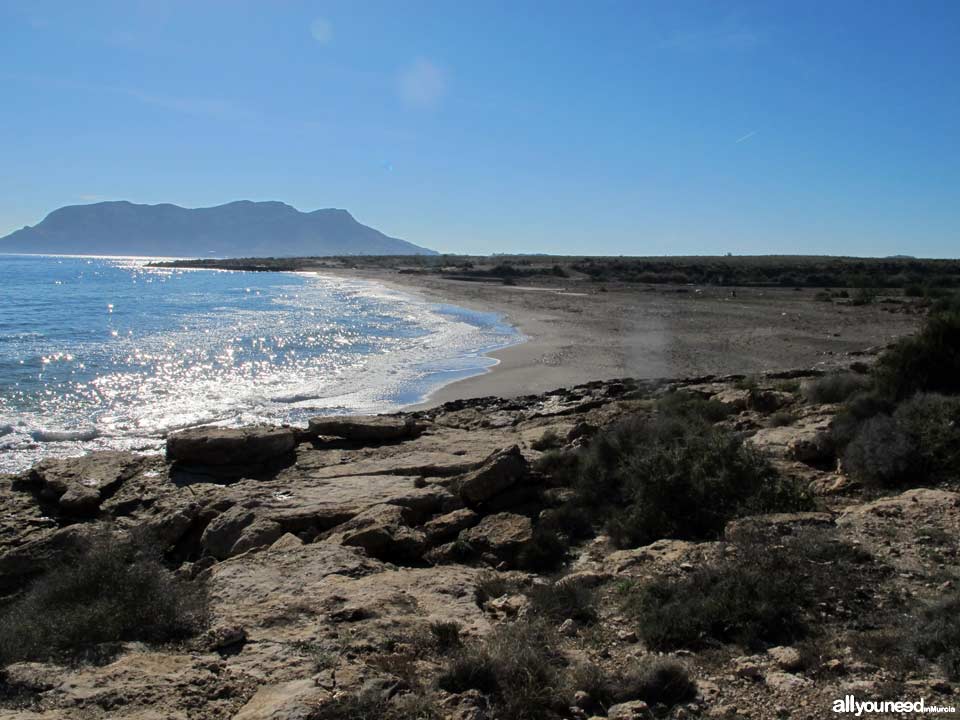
320;268;920;407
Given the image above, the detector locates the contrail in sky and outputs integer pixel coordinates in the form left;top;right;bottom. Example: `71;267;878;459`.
735;131;757;143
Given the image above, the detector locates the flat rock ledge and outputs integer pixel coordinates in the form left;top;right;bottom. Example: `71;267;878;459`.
306;414;424;442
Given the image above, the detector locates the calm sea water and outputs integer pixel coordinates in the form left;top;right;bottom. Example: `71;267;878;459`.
0;255;521;473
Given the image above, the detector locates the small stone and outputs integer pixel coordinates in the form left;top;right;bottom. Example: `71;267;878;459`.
618;630;639;643
767;646;803;672
825;659;845;674
607;699;652;719
573;690;591;708
765;671;812;692
559;618;578;636
731;656;763;680
205;624;247;651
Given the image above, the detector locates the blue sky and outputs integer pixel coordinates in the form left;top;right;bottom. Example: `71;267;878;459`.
2;1;958;256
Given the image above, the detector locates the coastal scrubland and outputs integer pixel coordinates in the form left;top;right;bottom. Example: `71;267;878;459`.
1;266;959;718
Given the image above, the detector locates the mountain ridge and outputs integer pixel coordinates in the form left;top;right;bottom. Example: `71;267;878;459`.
0;200;435;257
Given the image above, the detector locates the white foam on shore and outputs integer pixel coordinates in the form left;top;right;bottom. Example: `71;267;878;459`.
0;269;523;473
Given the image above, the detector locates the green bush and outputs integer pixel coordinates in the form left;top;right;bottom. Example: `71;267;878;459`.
843;394;960;488
438;620;563;720
801;372;870;404
605;422;812;548
568;659;696;712
531;428;563;451
526;581;597;625
914;594;960;680
624;558;809;651
874;311;960;400
893;393;960;480
622;530;872;651
0;529;207;666
427;621;462;653
516;527;570;572
842;415;915;488
768;411;797;427
559;405;810;548
656;390;735;423
474;572;515;607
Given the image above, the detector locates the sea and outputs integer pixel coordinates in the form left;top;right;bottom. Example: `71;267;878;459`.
0;254;522;473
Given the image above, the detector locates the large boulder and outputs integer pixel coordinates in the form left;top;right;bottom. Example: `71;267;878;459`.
322;504;426;562
201;506;284;560
166;426;297;467
306;415;423;443
457;446;530;506
423;508;480;544
18;451;144;517
461;512;533;563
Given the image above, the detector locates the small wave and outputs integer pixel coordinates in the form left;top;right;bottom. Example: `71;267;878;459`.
0;424;13;437
30;426;99;442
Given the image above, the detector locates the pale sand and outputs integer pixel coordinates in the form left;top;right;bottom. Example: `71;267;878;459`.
320;269;920;408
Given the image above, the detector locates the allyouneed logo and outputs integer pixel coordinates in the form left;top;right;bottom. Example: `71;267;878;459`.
832;695;956;716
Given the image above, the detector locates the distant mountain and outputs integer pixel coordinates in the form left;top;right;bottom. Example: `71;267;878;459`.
0;201;436;257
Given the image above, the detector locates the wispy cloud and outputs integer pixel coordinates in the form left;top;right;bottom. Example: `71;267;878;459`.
3;71;249;121
658;23;767;52
310;17;333;45
396;58;447;109
735;131;757;144
124;89;245;118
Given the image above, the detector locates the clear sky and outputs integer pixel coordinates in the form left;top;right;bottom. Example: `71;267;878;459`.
2;1;958;256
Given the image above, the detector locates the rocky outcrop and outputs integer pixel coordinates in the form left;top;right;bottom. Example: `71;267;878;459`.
321;503;426;562
4;373;958;720
461;512;533;564
166;425;297;467
16;452;144;517
201;506;286;560
306;414;423;443
456;445;530;506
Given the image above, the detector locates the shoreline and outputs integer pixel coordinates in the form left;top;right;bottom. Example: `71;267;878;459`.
321;267;922;408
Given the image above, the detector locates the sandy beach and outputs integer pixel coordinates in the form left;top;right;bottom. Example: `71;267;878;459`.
322;268;921;407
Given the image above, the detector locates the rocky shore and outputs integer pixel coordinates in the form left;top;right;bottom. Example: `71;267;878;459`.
1;364;958;719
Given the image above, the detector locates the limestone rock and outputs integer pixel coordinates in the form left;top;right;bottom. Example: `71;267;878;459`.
233;678;329;720
166;426;296;466
423;508;480;544
201;507;284;560
461;512;533;563
607;699;653;719
20;451;144;517
306;414;422;443
747;389;792;413
457;446;530;506
323;503;426;562
767;646;803;672
764;671;812;692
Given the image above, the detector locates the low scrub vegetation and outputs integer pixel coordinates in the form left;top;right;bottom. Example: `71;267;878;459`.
874;311;960;400
439;617;696;719
526;581;597;625
802;372;870;404
559;395;811;548
843;393;960;488
438;619;564;720
0;529;208;666
567;659;697;715
621;530;877;651
914;593;960;680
